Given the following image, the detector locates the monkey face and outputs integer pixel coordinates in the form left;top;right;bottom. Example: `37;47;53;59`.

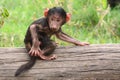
48;13;64;32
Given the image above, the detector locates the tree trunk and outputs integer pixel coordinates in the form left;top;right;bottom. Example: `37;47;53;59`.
0;44;120;80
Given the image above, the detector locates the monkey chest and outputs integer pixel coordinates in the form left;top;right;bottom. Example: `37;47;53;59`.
37;30;55;39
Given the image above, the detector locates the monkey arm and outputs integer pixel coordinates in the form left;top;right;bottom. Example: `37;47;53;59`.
55;31;89;46
55;31;80;45
29;24;43;56
30;24;40;47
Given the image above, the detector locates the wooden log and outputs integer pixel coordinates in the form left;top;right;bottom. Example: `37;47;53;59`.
0;44;120;80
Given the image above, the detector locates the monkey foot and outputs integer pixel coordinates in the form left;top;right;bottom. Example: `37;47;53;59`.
49;54;57;60
39;54;57;60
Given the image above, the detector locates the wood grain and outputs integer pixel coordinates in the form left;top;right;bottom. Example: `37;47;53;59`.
0;44;120;80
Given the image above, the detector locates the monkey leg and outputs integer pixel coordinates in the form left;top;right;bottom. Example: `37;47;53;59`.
40;41;57;60
43;41;57;55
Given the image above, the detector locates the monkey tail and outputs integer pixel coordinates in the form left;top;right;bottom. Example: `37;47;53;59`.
15;57;36;77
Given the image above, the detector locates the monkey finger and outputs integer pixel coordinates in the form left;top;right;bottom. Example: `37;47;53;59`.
36;51;40;56
34;51;37;56
83;42;90;45
81;44;88;46
31;51;35;56
28;50;32;54
75;43;83;46
76;42;89;46
30;51;33;56
29;50;32;54
29;49;34;54
34;50;39;56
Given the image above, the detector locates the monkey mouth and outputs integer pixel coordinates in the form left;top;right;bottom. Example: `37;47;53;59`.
50;28;58;32
50;29;57;32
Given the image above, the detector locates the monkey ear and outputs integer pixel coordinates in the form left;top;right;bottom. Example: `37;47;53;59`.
44;8;49;17
66;13;71;22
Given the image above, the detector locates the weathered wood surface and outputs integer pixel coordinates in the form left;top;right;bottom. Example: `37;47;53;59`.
0;44;120;80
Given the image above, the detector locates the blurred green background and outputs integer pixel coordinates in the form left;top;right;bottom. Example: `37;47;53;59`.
0;0;120;47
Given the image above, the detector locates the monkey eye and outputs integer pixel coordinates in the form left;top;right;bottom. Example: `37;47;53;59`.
57;19;60;22
51;18;54;21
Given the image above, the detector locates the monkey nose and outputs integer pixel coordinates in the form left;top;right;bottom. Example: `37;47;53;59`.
51;26;57;31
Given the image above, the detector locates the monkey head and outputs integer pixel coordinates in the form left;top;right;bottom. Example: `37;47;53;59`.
44;7;71;32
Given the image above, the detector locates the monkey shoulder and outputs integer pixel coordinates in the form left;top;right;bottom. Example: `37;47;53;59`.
32;18;45;23
30;17;49;31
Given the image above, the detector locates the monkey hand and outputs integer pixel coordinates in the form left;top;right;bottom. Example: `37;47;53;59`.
75;42;89;46
29;47;43;56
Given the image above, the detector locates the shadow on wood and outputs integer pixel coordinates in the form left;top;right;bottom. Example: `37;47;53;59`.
0;44;120;80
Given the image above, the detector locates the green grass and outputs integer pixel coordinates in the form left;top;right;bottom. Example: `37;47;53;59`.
0;0;120;47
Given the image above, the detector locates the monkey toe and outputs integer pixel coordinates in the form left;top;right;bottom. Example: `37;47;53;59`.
39;54;56;60
50;55;57;60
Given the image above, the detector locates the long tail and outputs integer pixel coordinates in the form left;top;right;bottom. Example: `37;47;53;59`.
15;57;36;77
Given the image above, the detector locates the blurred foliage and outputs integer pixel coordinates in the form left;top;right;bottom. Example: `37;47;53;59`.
0;0;120;47
102;0;108;9
0;7;9;27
